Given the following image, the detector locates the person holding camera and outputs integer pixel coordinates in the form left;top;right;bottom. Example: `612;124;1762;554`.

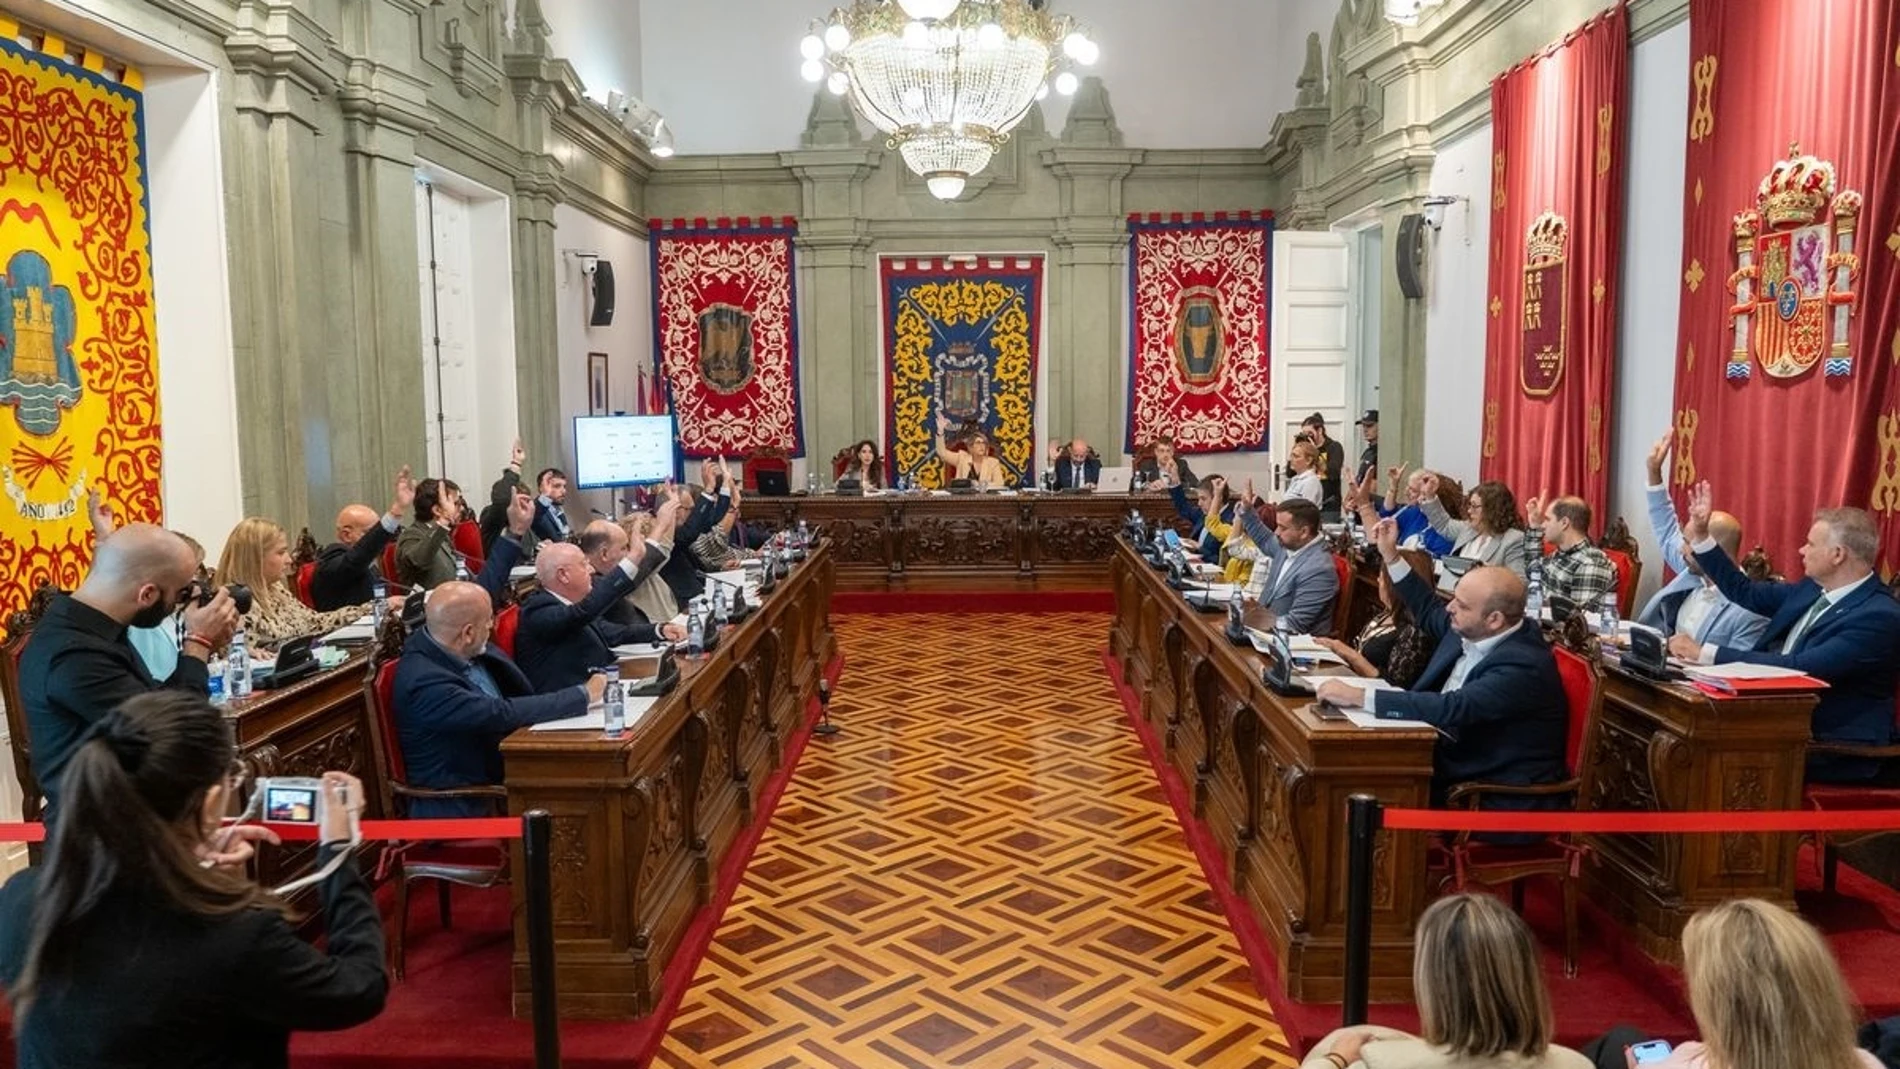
0;691;387;1067
19;524;241;811
215;517;400;654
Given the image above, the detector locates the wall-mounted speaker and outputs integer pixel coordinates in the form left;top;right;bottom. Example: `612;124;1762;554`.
589;260;616;326
1395;213;1426;300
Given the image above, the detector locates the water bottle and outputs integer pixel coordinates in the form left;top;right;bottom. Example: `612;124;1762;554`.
454;555;471;581
1132;469;1146;493
686;604;705;657
206;662;226;706
1597;588;1620;640
806;470;818;495
713;588;729;626
372;579;388;628
796;519;810;548
603;664;625;739
226;626;252;701
1526;558;1545;620
1226;585;1245;640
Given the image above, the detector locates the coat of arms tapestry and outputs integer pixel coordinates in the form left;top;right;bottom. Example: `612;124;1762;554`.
1125;212;1274;455
1479;2;1628;523
649;217;804;458
1671;0;1900;572
882;257;1042;489
0;29;159;630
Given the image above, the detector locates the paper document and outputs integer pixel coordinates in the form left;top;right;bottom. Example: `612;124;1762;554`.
321;623;378;644
529;696;658;732
1683;662;1810;681
611;643;667;658
509;565;536;580
1185;582;1242;599
1341;708;1437;731
1245;630;1347;665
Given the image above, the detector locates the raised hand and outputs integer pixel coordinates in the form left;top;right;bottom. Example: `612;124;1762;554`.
1685;480;1713;542
1386;463;1408;504
1243;478;1256;505
1418;471;1440;500
87;487;115;541
653;493;683;541
1524;493;1546;527
507;488;534;536
698;457;715;488
1646;430;1673;484
391;465;415;517
1371;517;1400;561
937;414;953;434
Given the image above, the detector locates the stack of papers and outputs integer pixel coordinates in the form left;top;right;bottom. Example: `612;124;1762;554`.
1680;662;1828;694
1184;581;1242;599
1308;679;1441;732
1243;630;1348;665
321;618;380;644
529;695;659;732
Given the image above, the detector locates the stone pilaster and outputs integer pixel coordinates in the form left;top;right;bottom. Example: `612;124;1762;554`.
504;37;569;468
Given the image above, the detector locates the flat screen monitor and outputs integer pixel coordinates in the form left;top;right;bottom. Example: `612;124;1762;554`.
573;414;675;489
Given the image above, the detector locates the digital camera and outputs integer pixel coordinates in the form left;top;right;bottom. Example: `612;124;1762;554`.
257;777;330;825
185;576;254;615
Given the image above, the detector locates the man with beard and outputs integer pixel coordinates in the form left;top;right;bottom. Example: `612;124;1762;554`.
19;524;241;809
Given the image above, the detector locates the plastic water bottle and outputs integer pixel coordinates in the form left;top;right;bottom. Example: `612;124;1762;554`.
603;664;625;739
687;603;705;657
372;579;388;628
1526;558;1545;620
1597;588;1620;640
1132;469;1146;493
796;519;810;548
454;555;471;581
806;471;818;495
1228;586;1245;630
712;588;729;626
226;626;252;700
206;662;226;706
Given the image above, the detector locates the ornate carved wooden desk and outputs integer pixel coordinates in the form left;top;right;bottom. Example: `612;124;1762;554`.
1110;540;1438;1002
741;491;1186;586
500;546;837;1018
1583;665;1814;962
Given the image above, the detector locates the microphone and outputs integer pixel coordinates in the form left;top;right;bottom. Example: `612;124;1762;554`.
701;571;755;619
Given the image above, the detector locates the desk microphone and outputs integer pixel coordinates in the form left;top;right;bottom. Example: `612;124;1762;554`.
701;572;754;620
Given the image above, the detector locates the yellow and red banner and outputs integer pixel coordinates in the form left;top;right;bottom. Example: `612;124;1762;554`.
0;27;159;625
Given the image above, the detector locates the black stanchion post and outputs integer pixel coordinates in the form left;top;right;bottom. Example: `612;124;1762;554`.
523;809;561;1069
1344;793;1383;1029
813;677;839;737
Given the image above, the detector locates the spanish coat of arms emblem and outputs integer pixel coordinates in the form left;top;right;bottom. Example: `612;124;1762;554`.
1724;147;1861;380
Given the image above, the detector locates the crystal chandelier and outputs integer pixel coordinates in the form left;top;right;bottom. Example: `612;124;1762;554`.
799;0;1099;200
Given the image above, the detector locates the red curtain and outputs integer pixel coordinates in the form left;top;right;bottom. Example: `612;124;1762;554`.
1672;0;1900;575
1480;3;1628;524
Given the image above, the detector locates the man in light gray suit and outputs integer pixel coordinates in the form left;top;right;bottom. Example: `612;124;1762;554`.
1636;430;1769;649
1234;494;1340;636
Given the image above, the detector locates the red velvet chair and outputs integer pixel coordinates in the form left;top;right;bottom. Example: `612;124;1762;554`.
493;604;520;658
1804;697;1900;893
296;562;318;608
381;543;400;588
743;448;790;493
1435;641;1603;977
452;520;484;575
1330;552;1355;639
361;624;508;981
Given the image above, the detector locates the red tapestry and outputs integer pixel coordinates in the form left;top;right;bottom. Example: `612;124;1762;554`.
1125;212;1274;454
649;217;803;457
1672;0;1900;574
1479;4;1627;523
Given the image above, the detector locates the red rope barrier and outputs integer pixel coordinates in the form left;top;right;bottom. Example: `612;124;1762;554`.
1381;808;1900;834
0;817;523;845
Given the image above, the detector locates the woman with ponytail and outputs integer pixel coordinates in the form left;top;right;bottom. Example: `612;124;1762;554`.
0;691;386;1067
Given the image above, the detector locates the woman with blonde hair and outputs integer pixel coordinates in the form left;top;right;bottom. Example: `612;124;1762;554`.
934;414;1007;488
1302;893;1590;1069
215;517;385;653
1285;440;1325;507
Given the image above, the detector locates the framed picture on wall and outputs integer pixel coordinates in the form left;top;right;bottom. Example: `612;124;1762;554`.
587;352;609;415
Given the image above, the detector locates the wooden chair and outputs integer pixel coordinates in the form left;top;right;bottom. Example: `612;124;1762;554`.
743;448;790;493
380;543;400;589
1804;697;1900;894
360;618;509;980
1329;552;1355;639
291;528;321;608
493;603;520;658
1435;624;1604;977
1598;517;1644;619
1;584;59;864
831;447;856;480
1740;544;1781;583
452;521;485;575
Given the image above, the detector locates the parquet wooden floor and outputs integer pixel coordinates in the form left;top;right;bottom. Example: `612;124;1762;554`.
654;611;1297;1069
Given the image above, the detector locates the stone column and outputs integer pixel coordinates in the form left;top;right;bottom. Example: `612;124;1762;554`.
504;10;568;467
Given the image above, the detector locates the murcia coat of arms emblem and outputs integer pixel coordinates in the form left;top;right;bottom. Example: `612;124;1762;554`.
1724;147;1860;380
1520;212;1568;397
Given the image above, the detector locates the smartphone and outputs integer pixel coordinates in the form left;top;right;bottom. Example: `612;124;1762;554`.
1630;1039;1674;1064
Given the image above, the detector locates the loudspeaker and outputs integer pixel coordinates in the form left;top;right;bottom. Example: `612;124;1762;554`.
589;260;616;326
1395;212;1427;300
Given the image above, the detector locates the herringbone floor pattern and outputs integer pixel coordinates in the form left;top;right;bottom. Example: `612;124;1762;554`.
654;612;1297;1069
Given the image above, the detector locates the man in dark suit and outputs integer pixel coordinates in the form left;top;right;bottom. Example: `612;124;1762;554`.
19;525;241;807
392;581;604;817
1316;517;1569;805
532;467;574;543
1668;485;1900;783
660;460;732;606
578;507;680;629
513;543;684;693
1051;439;1100;490
310;466;413;611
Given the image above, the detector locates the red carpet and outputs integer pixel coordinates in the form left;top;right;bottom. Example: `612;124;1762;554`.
1102;650;1900;1054
831;589;1113;614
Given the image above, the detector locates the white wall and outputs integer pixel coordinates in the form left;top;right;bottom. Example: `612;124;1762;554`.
1420;121;1492;480
542;0;643;101
552;203;653;515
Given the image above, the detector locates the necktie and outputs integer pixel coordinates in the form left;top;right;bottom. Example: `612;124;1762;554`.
1780;595;1830;654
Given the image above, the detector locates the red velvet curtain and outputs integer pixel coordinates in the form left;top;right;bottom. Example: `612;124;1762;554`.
1480;3;1628;524
1672;0;1900;575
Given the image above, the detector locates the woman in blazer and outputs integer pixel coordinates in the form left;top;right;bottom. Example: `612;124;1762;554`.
0;691;386;1068
1302;894;1591;1069
934;415;1006;487
1419;475;1529;578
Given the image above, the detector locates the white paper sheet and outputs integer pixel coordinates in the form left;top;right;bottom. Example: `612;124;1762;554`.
509;565;536;580
1682;662;1810;681
321;623;378;644
1341;708;1437;731
529;696;659;732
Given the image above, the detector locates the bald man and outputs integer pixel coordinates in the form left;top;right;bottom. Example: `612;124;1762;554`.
577;508;677;630
1636;431;1769;649
19;524;242;807
1052;438;1099;490
391;581;605;817
513;541;684;693
310;466;414;610
1316;517;1569;807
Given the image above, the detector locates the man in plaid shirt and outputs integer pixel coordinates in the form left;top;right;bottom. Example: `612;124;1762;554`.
1530;495;1617;609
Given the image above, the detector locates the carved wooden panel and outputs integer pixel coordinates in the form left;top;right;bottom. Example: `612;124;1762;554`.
550;814;592;925
902;514;1014;567
637;752;686;903
815;516;887;564
1033;515;1120;563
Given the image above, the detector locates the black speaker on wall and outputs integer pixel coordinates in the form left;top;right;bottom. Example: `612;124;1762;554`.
1395;213;1427;300
589;260;617;326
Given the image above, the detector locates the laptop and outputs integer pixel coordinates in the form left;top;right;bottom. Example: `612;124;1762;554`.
755;469;791;497
1096;468;1131;493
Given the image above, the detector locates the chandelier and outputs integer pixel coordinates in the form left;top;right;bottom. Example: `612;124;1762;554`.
799;0;1099;200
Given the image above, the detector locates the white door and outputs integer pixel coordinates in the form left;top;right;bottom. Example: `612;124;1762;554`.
415;179;482;484
1270;230;1353;485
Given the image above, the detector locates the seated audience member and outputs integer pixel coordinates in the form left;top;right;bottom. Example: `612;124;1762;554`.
1051;438;1101;490
20;524;240;808
392;581;604;816
1136;436;1196;488
1291;413;1347;516
1526;493;1617;610
1418;474;1529;578
660;458;734;605
395;477;466;590
1636;431;1768;650
1353;409;1379;488
1669;485;1900;783
934;415;1007;488
532;466;574;543
0;693;386;1066
1316;565;1432;690
840;439;885;488
1284;440;1324;507
1316;517;1568;807
513;543;683;693
1302;894;1590;1069
1234;492;1339;636
216;518;391;653
1588;899;1881;1069
311;466;413;611
1373;465;1457;556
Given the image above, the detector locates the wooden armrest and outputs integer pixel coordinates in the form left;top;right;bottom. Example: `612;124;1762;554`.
1805;741;1900;759
392;783;510;801
1444;777;1580;808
